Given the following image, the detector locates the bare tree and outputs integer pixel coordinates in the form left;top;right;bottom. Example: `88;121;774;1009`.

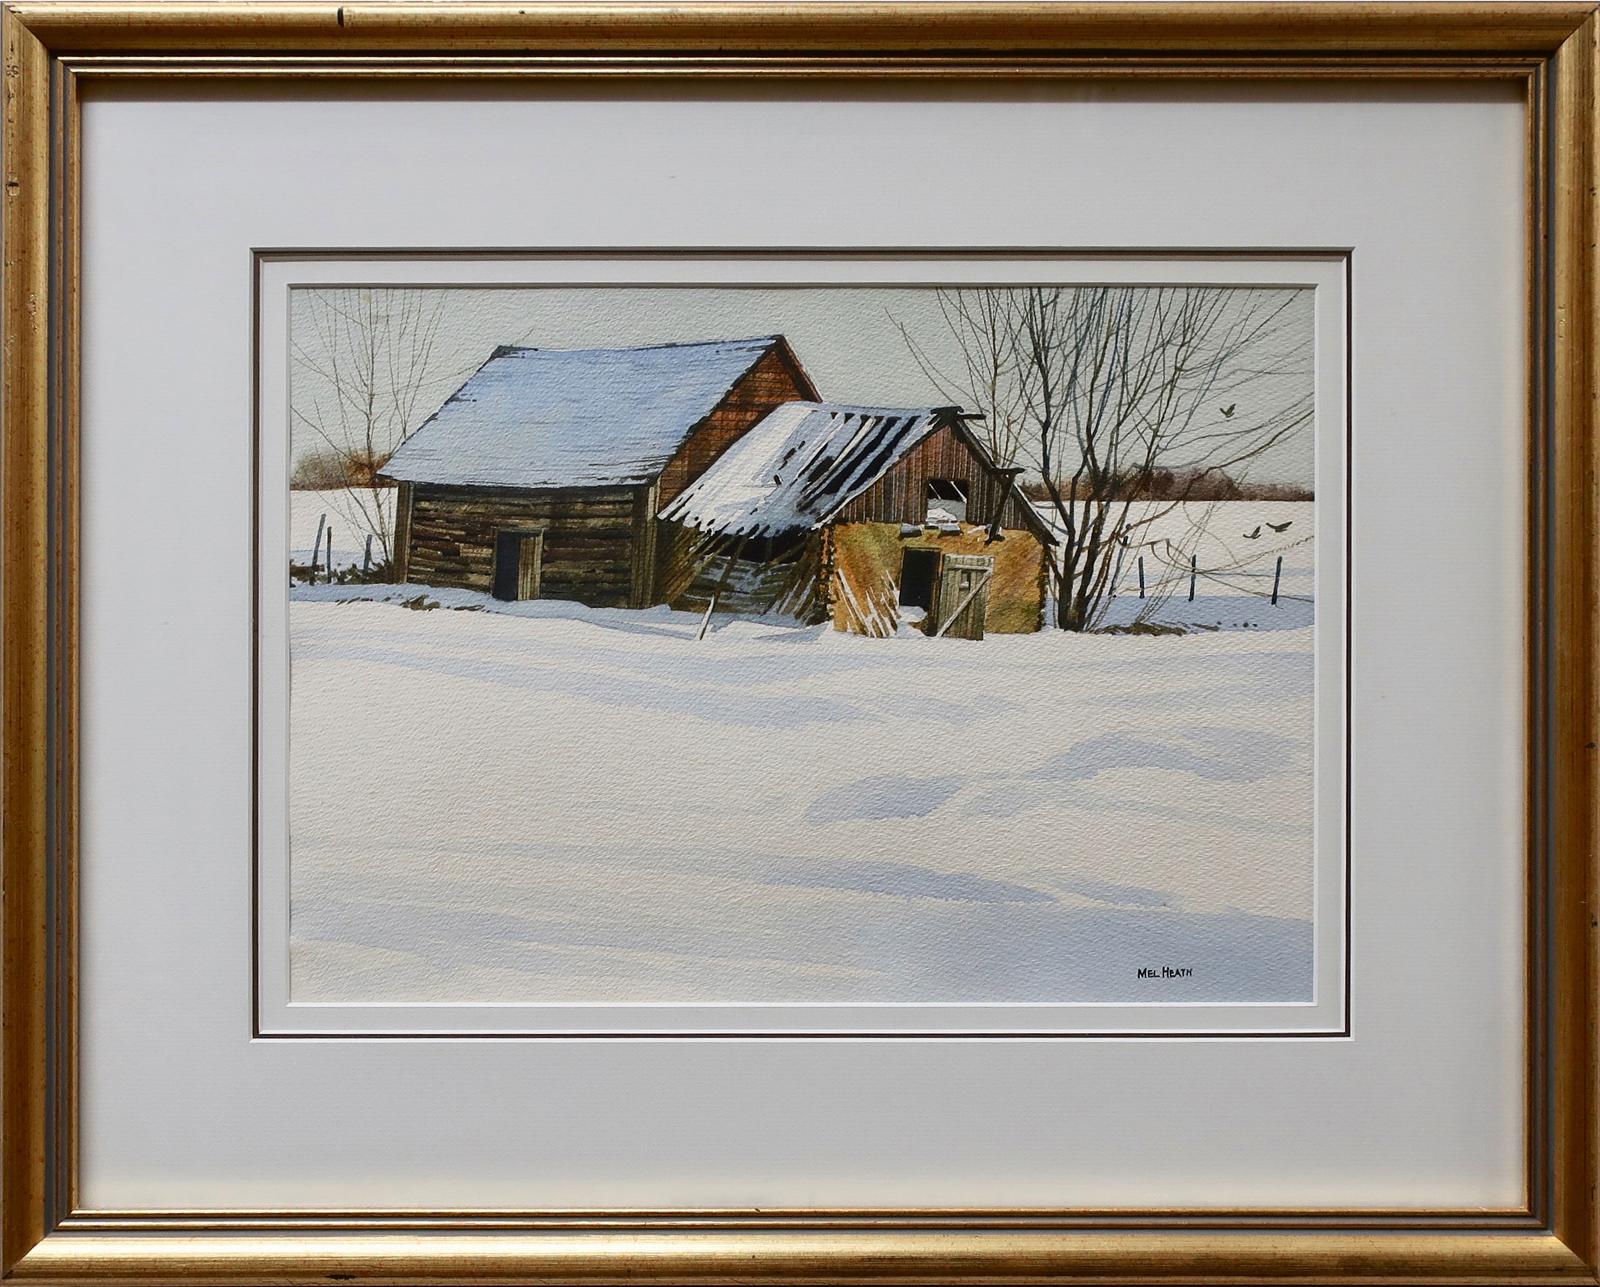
291;288;455;565
893;290;1029;467
904;286;1312;631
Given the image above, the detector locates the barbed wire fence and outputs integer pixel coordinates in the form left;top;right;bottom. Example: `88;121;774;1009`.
1118;533;1316;605
1045;527;1315;630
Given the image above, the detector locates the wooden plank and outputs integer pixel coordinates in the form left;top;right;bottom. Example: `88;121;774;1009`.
517;534;543;600
393;481;414;582
541;534;636;552
544;572;633;586
542;555;633;573
414;504;635;524
411;514;630;535
418;489;634;511
630;481;660;608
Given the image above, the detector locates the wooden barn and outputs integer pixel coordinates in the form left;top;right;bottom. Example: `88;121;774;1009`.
378;335;817;606
657;402;1057;638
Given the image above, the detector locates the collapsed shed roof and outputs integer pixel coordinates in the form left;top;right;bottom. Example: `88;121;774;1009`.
658;401;964;539
380;335;797;490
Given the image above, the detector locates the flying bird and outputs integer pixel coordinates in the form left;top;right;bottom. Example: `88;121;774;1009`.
1219;403;1237;418
1267;519;1293;533
1243;525;1262;539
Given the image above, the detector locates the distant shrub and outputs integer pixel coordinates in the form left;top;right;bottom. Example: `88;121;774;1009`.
1020;468;1311;503
1229;480;1316;502
290;448;395;490
1096;621;1193;636
288;558;394;588
289;451;348;490
338;559;395;585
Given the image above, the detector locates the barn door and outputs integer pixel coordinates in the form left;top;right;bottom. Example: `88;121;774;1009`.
492;529;544;602
934;554;993;640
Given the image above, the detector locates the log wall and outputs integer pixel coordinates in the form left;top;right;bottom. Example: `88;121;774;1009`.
403;482;644;607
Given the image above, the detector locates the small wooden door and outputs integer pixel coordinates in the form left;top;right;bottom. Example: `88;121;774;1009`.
492;529;544;602
934;553;993;640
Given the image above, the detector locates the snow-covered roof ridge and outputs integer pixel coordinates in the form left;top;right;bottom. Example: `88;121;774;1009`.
380;335;798;491
659;400;966;539
483;333;790;360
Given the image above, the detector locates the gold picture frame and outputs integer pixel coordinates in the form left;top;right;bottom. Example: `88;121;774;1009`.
2;4;1595;1282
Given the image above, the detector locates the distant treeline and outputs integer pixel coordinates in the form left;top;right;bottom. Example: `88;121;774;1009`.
291;448;394;490
1019;467;1312;504
292;449;1310;504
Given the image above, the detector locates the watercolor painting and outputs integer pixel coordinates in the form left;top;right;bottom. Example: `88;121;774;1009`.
284;283;1320;1006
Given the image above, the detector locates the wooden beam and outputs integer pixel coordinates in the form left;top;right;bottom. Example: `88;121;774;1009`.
392;481;413;583
630;481;660;609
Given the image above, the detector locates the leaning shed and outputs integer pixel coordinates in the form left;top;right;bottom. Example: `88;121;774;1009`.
378;335;817;607
658;401;1057;638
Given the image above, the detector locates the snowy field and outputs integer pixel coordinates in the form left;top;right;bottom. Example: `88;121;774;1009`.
1034;497;1314;632
287;502;1316;1005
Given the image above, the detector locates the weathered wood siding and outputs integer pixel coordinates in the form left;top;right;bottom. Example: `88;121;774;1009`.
404;482;643;607
657;347;816;504
655;521;826;620
392;481;415;582
829;424;1038;531
826;521;1047;636
629;481;660;607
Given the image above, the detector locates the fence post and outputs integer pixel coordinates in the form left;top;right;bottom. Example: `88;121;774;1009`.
310;512;326;582
325;528;333;585
1271;554;1283;606
1137;556;1145;600
1188;554;1197;602
1110;543;1126;599
363;533;373;575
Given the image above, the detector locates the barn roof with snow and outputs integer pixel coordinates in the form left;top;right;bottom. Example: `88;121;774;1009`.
380;336;795;490
659;402;952;538
659;401;993;539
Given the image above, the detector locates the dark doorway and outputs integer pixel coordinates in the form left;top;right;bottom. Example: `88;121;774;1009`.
898;547;940;610
492;530;544;602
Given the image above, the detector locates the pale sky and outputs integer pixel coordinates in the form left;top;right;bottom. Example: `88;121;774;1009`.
290;284;1316;487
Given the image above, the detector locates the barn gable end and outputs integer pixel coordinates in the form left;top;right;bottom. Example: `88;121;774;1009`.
657;340;818;505
831;423;1052;541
